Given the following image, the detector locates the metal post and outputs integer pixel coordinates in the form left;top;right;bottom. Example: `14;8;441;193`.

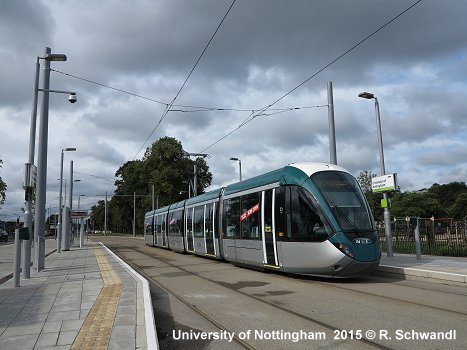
374;98;393;257
62;207;70;250
238;159;242;182
23;58;40;278
57;150;64;253
34;47;52;271
69;161;74;210
151;184;155;212
79;218;84;248
133;191;136;237
104;191;108;232
414;217;422;260
14;229;21;287
374;98;386;176
69;161;74;244
327;81;337;165
193;162;198;196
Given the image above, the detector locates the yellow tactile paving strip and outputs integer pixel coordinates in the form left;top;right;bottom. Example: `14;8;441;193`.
71;244;123;350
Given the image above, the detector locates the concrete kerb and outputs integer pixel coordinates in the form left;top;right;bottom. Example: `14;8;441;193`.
376;265;467;286
98;242;158;350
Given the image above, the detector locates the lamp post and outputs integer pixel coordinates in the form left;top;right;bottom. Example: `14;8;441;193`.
358;91;393;257
34;47;73;271
58;147;76;253
230;157;242;182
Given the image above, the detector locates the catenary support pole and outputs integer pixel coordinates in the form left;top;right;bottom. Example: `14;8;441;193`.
327;81;337;165
23;58;40;278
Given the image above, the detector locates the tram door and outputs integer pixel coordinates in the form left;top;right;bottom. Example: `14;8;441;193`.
186;208;194;251
205;203;215;255
262;189;279;267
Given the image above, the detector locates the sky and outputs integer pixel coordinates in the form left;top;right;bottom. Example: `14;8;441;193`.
1;0;467;221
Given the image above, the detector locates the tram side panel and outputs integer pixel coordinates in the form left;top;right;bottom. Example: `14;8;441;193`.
222;191;264;267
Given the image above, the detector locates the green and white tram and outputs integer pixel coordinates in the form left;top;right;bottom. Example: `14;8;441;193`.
144;162;381;277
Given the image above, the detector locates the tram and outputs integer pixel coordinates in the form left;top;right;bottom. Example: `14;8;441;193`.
144;162;381;277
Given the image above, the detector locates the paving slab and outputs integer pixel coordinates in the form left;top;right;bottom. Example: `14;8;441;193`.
0;239;157;349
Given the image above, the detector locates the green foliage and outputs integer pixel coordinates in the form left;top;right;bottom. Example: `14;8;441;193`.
358;171;467;220
90;137;213;234
0;159;6;207
391;191;446;218
89;200;106;231
357;170;383;221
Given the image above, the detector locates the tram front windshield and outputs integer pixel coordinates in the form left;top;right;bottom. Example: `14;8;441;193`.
311;171;374;234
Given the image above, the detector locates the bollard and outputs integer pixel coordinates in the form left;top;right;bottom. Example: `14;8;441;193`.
13;228;21;287
414;217;422;260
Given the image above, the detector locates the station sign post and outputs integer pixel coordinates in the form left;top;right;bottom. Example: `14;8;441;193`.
371;173;398;193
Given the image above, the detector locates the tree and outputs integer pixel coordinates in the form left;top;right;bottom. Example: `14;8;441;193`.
89;200;106;231
391;191;446;218
356;170;383;221
99;137;213;234
0;159;6;207
143;137;212;207
447;192;467;219
428;182;467;214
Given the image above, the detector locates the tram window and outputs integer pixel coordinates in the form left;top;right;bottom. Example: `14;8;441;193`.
194;206;204;238
288;186;331;242
155;215;160;235
145;217;153;235
186;208;193;236
264;190;273;235
224;198;240;238
311;171;373;232
240;192;261;240
161;215;166;235
275;187;287;241
205;203;214;238
168;212;177;236
168;211;183;236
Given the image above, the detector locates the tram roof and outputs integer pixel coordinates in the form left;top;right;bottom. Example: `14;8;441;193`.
168;200;186;211
185;188;223;206
154;205;170;215
223;162;350;196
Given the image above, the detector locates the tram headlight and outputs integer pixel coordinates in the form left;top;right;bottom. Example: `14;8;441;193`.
333;243;355;258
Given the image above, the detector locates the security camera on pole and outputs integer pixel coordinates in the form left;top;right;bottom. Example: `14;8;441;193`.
32;47;77;271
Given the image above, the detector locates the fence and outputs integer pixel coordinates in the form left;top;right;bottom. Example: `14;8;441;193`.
378;218;467;257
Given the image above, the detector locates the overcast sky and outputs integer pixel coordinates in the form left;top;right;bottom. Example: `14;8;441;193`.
1;0;467;221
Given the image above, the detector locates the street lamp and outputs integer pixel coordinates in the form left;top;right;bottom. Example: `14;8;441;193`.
32;47;76;271
57;147;76;253
230;157;242;182
358;91;393;257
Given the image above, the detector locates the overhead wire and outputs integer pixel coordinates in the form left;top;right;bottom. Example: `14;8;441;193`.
50;68;168;106
132;0;237;160
197;0;424;154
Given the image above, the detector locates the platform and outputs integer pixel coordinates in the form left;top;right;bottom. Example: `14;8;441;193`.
0;239;157;349
378;253;467;285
